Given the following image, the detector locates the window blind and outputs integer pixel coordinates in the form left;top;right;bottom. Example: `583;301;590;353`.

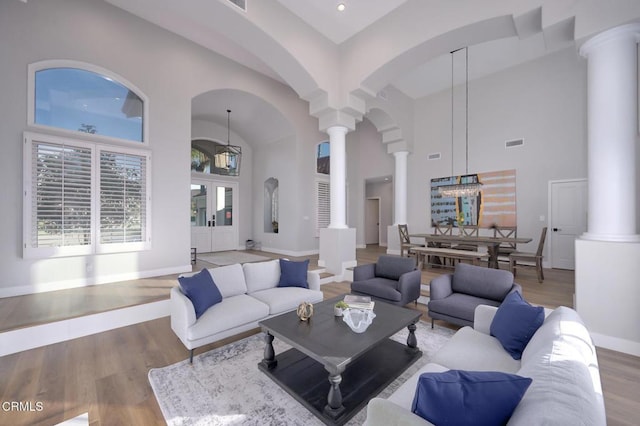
31;141;92;248
316;180;330;236
100;151;147;244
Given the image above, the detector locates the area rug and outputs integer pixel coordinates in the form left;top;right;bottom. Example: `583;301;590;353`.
197;251;270;266
148;322;455;426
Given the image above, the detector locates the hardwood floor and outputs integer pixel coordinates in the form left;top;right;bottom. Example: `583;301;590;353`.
0;246;638;425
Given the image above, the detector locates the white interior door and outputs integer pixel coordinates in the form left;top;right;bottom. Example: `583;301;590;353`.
549;179;587;270
190;179;238;253
365;198;380;245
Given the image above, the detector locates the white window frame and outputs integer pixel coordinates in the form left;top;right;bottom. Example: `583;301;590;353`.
27;59;150;147
24;132;152;259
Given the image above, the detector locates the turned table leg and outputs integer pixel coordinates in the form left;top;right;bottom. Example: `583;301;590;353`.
259;332;277;370
323;372;346;419
407;321;419;351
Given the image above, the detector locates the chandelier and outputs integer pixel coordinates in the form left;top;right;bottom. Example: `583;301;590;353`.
438;47;482;198
213;109;242;176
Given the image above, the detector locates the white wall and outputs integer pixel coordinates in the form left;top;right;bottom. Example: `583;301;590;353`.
409;47;588;258
0;0;323;295
346;118;394;247
576;240;640;356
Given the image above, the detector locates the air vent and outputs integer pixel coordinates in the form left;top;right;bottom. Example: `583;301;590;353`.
505;139;524;148
226;0;246;11
428;152;441;160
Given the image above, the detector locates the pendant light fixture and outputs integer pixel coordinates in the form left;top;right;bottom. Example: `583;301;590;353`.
438;47;482;197
213;109;242;176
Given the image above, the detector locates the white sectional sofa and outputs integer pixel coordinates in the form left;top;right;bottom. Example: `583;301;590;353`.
171;259;323;362
365;304;606;425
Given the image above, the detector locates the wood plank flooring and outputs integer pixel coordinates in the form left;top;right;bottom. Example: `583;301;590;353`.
0;246;638;425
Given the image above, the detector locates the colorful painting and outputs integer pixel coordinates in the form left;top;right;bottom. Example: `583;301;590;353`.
430;169;516;228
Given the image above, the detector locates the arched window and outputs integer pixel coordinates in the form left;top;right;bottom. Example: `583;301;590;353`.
30;62;146;143
24;61;150;258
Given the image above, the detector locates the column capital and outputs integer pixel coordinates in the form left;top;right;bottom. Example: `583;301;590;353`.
580;23;640;57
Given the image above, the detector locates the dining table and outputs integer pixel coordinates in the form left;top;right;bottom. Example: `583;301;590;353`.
409;233;532;269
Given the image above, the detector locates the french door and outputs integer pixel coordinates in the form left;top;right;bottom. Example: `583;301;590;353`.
190;179;238;253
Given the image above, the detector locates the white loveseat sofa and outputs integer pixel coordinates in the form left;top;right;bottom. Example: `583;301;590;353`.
171;259;323;362
365;305;606;425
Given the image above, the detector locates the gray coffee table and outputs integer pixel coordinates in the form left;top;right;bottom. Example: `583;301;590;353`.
258;295;422;425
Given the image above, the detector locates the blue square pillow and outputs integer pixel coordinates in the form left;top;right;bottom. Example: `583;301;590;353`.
490;291;545;359
411;370;532;425
178;269;222;319
277;259;309;288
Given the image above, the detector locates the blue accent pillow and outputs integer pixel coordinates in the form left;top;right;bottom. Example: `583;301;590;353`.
278;259;309;288
411;370;532;425
490;291;545;359
178;269;222;319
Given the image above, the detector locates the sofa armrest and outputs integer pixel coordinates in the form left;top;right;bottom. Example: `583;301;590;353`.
364;398;434;426
473;304;498;335
428;274;453;301
306;270;321;291
509;283;523;295
398;270;422;299
170;286;197;346
353;263;376;281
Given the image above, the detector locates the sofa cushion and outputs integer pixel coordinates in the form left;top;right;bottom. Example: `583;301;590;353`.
208;263;248;298
187;294;269;341
430;326;521;373
351;277;402;302
243;259;280;293
411;370;532;426
490;291;544;360
178;269;222;319
451;263;514;301
277;259;309;288
509;307;605;426
375;255;415;280
250;287;324;315
428;293;501;324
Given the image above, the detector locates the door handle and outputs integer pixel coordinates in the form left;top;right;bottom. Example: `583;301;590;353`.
553;228;560;232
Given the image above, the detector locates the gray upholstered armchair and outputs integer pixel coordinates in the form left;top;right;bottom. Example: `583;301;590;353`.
350;255;421;306
428;263;521;328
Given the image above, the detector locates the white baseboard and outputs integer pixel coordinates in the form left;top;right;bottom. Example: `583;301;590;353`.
591;332;640;357
0;265;192;298
0;300;170;357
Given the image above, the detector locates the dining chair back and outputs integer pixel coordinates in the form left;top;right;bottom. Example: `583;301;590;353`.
509;227;547;283
398;224;423;257
452;225;479;252
493;225;518;260
433;223;453;236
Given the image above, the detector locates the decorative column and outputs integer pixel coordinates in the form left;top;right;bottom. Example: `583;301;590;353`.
327;126;348;229
575;24;640;357
319;124;356;276
579;23;640;242
393;151;409;225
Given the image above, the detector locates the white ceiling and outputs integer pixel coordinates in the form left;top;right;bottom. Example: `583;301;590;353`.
274;0;408;44
105;0;578;147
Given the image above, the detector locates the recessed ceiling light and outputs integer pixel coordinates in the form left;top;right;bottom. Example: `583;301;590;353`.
337;3;346;12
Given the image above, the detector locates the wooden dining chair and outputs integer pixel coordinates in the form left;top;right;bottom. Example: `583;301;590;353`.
453;225;479;251
509;227;547;283
398;224;423;257
493;225;518;262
